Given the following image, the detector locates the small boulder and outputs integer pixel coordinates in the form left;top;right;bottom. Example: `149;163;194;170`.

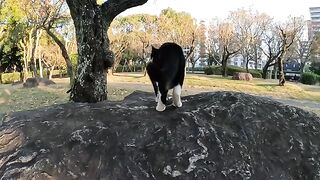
232;72;253;81
23;78;55;88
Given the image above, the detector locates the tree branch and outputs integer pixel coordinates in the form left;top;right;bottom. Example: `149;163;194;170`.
102;0;148;22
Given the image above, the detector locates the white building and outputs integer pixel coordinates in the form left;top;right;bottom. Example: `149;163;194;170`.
229;54;267;70
308;7;320;40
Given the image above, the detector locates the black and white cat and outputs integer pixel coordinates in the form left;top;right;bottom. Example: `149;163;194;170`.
146;42;186;111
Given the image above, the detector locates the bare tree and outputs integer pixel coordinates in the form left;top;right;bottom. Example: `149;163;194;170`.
261;17;304;84
41;44;65;79
276;17;304;86
207;19;222;66
218;21;240;77
229;9;271;72
261;27;282;79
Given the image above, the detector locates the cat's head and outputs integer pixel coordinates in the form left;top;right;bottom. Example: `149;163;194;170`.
151;46;159;62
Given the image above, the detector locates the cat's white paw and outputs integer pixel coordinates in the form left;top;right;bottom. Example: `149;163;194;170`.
173;99;182;107
156;102;166;111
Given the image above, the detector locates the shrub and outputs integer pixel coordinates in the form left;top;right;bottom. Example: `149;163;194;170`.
114;65;144;73
0;72;22;84
300;72;319;85
249;70;262;78
310;61;320;76
204;66;222;75
227;65;245;75
204;67;214;75
186;67;206;72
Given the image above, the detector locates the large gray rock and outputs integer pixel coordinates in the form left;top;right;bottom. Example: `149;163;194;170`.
0;91;319;180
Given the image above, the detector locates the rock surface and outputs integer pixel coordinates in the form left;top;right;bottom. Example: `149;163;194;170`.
23;78;56;88
0;91;319;180
232;72;253;81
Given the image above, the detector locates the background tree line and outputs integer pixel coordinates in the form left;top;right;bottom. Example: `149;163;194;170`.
1;1;320;96
109;8;320;86
0;0;76;82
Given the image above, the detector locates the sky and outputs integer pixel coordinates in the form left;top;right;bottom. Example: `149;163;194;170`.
120;0;320;23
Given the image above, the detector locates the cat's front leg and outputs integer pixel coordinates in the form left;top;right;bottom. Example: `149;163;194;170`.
156;93;166;111
172;84;182;107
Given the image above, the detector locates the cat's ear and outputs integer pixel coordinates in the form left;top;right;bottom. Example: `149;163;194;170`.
151;45;158;52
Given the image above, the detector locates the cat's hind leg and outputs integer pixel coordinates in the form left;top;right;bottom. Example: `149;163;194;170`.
146;63;159;102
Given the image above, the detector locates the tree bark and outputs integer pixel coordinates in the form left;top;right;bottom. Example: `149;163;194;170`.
221;53;228;77
66;0;148;103
48;66;54;80
221;46;237;77
36;30;43;78
254;44;258;69
245;57;249;73
30;28;38;77
20;40;28;82
262;65;268;79
278;57;285;86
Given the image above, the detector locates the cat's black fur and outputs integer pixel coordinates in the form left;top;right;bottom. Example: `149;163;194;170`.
146;42;186;106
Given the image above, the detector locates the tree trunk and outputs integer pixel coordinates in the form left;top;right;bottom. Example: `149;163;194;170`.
262;65;268;79
192;62;195;73
221;47;230;77
48;66;54;80
221;54;228;77
299;62;305;81
30;28;38;77
20;40;28;82
67;2;113;102
245;57;249;73
278;57;285;86
36;30;43;78
45;29;74;85
66;0;148;102
254;44;258;69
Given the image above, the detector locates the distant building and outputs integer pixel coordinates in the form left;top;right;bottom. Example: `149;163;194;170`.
229;54;266;70
308;7;320;40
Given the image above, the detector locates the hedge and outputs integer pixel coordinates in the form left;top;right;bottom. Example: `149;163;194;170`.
186;67;206;72
0;72;22;84
300;72;319;85
114;65;144;73
0;70;69;84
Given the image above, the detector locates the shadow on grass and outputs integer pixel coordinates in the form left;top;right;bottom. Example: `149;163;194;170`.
256;83;278;87
110;72;146;78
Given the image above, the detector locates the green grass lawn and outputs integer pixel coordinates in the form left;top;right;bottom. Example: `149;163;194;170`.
0;83;69;113
110;73;320;102
0;73;319;114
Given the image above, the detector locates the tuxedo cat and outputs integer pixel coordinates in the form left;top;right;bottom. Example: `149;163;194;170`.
146;42;186;111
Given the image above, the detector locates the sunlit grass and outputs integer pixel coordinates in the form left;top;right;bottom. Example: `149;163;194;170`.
109;73;320;102
0;73;319;114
